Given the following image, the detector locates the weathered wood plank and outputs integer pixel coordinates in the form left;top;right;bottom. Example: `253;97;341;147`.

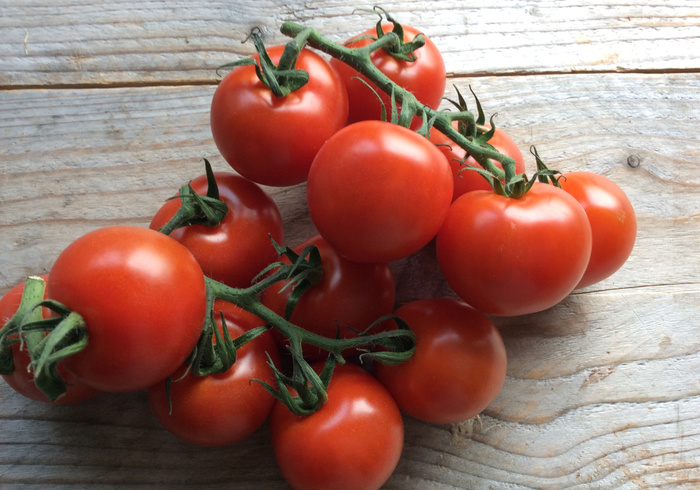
1;0;699;87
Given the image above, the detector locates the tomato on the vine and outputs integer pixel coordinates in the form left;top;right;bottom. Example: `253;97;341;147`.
374;298;506;424
0;277;100;404
269;362;403;490
261;235;396;361
47;226;207;392
330;23;446;124
558;171;637;289
430;124;527;200
148;300;280;446
210;45;348;187
307;120;453;263
436;183;592;316
150;171;284;288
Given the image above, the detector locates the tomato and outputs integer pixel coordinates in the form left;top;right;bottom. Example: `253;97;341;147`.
149;171;284;288
210;45;348;187
307;120;453;263
330;23;446;124
436;183;592;316
148;300;280;446
430;123;527;200
46;226;207;392
374;298;506;424
269;362;403;490
558;171;637;289
0;277;99;404
261;235;396;361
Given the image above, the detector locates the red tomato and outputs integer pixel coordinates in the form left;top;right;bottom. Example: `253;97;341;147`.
270;362;403;490
261;235;396;361
430;123;527;200
149;171;284;288
307;120;453;263
436;183;592;316
47;226;207;392
210;45;348;186
558;171;637;289
148;300;280;446
330;23;446;124
0;277;99;404
374;298;507;424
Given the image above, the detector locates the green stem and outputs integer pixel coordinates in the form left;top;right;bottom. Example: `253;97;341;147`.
279;21;515;183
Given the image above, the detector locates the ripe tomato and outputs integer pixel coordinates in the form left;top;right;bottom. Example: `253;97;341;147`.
374;298;506;424
210;45;348;187
558;171;637;289
148;300;280;446
47;226;207;392
330;23;446;124
269;362;403;490
0;277;99;404
430;123;527;200
261;235;396;361
436;183;592;316
150;171;284;288
307;120;453;263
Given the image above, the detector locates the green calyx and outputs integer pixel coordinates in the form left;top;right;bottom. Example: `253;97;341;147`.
157;159;229;236
0;276;88;402
218;27;310;98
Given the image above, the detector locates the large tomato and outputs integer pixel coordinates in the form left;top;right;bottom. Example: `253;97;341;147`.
261;235;396;361
430;123;527;200
148;300;280;446
150;171;284;288
436;183;592;316
269;362;403;490
47;226;207;392
307;120;453;263
374;298;507;424
210;45;348;186
330;23;446;124
558;171;637;289
0;277;99;404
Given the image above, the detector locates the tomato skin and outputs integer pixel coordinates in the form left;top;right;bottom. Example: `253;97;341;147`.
436;183;592;316
149;172;284;288
269;363;403;490
148;300;280;446
307;120;453;263
210;45;349;187
430;123;527;200
331;24;446;124
374;298;506;424
558;171;637;289
261;235;396;361
46;226;207;392
0;277;100;404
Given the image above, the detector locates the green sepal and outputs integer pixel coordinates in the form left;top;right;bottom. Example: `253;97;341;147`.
358;314;417;366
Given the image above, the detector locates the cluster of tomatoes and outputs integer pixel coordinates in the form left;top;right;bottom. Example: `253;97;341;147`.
1;10;637;490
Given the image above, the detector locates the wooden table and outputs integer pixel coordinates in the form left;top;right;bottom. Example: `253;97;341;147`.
1;1;699;488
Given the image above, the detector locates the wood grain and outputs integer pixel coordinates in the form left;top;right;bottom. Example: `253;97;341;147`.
1;0;699;488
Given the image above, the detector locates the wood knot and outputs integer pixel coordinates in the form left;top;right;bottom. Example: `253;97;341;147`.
627;154;641;168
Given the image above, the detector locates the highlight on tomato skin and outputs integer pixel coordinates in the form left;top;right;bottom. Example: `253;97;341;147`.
373;298;507;425
436;183;593;317
210;45;349;187
306;120;454;264
269;362;404;490
558;171;637;289
45;226;208;393
149;171;285;289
